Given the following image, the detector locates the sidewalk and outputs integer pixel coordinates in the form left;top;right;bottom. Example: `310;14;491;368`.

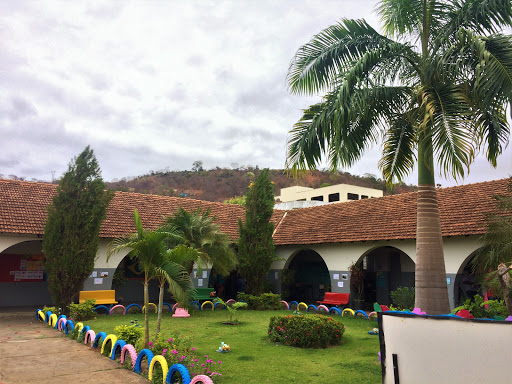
0;308;147;384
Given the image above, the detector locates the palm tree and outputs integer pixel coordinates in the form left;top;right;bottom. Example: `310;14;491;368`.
161;207;237;276
108;210;193;347
286;0;512;314
471;178;512;314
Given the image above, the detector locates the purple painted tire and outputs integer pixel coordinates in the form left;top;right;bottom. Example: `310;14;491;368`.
121;344;137;369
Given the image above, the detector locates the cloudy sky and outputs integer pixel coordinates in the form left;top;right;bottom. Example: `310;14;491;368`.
1;1;510;187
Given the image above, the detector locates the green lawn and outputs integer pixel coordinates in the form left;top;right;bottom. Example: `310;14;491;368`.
84;309;381;383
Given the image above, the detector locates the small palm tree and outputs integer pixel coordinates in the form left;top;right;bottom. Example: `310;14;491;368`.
161;207;237;276
108;210;192;347
286;0;512;314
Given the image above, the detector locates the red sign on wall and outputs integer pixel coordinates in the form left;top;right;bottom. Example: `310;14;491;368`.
0;254;45;282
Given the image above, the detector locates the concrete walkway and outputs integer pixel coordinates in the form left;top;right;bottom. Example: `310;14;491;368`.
0;308;148;384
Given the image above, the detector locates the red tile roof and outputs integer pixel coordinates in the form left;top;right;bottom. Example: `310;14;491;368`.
0;178;510;245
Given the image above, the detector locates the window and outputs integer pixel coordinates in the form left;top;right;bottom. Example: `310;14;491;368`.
311;195;324;201
328;193;340;202
347;193;359;200
361;195;368;199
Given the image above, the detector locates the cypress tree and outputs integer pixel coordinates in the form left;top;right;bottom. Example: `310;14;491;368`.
43;146;114;314
237;168;276;295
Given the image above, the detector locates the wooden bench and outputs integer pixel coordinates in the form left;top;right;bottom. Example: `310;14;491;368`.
79;290;118;305
191;287;216;301
317;292;350;308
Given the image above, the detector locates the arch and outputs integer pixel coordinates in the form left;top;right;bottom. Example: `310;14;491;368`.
121;344;137;369
166;363;191;384
100;334;117;355
281;249;331;303
134;349;154;374
453;248;485;306
148;355;169;382
126;303;142;314
92;332;107;349
111;339;127;360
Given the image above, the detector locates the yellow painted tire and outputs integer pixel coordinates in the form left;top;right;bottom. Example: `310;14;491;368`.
201;301;214;311
142;303;158;314
75;322;84;339
297;302;308;311
48;314;58;327
101;334;118;355
342;308;355;317
148;355;169;382
37;310;45;322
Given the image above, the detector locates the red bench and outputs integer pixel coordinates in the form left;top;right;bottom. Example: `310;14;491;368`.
317;292;350;308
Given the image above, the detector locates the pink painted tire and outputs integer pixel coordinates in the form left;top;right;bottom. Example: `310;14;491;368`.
280;300;289;310
172;303;179;312
317;305;329;313
84;330;96;346
225;299;236;306
368;311;378;320
121;344;137;369
190;375;214;384
57;317;67;332
109;304;126;315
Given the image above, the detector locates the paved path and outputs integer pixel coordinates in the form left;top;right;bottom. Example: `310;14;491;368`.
0;308;148;384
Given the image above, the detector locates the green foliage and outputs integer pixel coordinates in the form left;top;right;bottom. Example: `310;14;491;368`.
42;306;60;316
390;286;415;310
224;194;247;206
237;292;281;310
68;299;96;321
214;297;248;323
43;146;114;314
452;294;509;319
268;314;344;348
114;324;143;346
237;169;277;295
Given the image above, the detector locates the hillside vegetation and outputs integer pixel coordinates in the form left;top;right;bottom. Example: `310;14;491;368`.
105;167;416;203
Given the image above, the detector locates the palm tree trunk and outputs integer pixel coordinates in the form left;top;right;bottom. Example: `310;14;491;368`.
156;279;165;336
414;135;451;315
143;278;150;348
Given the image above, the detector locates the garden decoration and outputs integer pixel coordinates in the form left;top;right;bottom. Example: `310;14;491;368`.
109;304;126;315
342;308;355;317
149;355;169;382
130;319;139;327
48;314;58;327
355;310;369;319
297;302;308;311
216;341;230;353
142;302;158;313
64;320;75;335
165;363;191;384
134;348;154;374
56;315;67;330
201;301;214;310
78;325;90;342
84;330;96;346
100;334;117;355
92;332;107;348
329;307;342;316
412;308;426;315
125;303;142;314
307;304;317;312
190;375;214;384
111;339;127;360
120;344;138;369
280;300;289;310
173;307;190;318
93;305;110;315
368;328;379;335
317;304;329;313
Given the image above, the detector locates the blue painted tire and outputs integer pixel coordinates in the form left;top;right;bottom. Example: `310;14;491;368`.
329;307;342;316
162;302;172;312
92;331;107;349
355;310;369;319
111;339;127;360
78;325;90;342
214;302;227;310
307;304;317;312
45;311;52;323
166;363;191;384
36;308;42;320
189;301;200;310
93;305;110;315
289;301;299;310
56;315;67;329
64;320;75;335
126;303;142;314
134;349;154;374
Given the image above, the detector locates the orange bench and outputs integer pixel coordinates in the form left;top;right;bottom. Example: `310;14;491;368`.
317;292;350;308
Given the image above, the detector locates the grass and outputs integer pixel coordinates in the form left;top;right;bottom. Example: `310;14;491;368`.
84;309;381;383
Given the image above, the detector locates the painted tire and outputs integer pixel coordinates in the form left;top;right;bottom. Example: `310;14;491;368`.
121;344;137;369
36;308;42;320
101;334;118;355
48;314;58;327
214;302;226;310
190;375;214;384
189;301;200;310
109;304;126;315
84;330;96;346
111;339;127;360
172;303;179;312
75;322;84;336
149;355;169;381
56;315;67;329
57;317;67;332
317;305;329;313
201;301;214;311
297;302;308;311
78;325;90;342
368;311;378;320
329;307;342;316
225;299;236;306
37;310;45;322
126;303;142;314
288;301;299;310
142;303;157;314
165;363;191;384
280;300;289;310
307;304;317;313
355;310;368;319
342;308;355;317
92;332;107;349
45;311;52;323
93;305;110;315
162;302;172;313
134;349;154;374
64;320;75;335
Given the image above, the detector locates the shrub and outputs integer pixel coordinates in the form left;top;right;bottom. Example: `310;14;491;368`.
390;286;415;310
452;294;508;319
237;292;281;310
42;306;60;316
68;299;96;321
114;324;143;346
268;314;344;348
